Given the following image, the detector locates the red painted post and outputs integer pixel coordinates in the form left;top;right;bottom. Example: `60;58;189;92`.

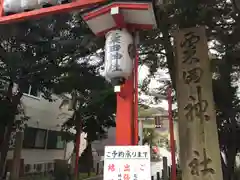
0;0;3;17
134;44;139;145
116;39;138;146
167;86;176;180
116;78;134;145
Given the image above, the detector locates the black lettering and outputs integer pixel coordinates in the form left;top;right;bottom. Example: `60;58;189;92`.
188;149;215;176
183;67;203;84
180;31;200;64
109;44;121;52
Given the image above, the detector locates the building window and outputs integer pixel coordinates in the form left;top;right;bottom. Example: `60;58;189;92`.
23;127;46;149
23;127;36;148
154;116;163;128
47;131;65;149
22;84;40;97
35;129;47;148
23;128;64;149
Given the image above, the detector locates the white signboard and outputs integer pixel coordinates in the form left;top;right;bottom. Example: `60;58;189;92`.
104;146;151;180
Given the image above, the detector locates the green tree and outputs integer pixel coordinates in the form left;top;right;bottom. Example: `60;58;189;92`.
2;1;240;179
0;12;106;177
143;128;158;147
137;1;240;179
61;87;116;176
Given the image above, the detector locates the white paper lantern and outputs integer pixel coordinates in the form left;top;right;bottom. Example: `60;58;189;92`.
104;29;135;86
3;0;63;13
38;0;60;7
21;0;39;10
4;0;23;13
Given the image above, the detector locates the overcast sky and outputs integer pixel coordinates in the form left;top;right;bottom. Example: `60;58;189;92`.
97;55;173;110
138;64;173;110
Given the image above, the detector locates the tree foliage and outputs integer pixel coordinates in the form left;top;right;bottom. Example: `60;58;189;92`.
137;0;240;179
62;87;116;143
0;12;113;177
1;0;240;179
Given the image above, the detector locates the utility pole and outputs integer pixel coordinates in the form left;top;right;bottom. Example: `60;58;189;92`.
9;102;27;180
74;112;81;180
10;131;24;180
68;90;81;180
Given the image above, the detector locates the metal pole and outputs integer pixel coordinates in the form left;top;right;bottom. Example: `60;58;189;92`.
138;120;143;145
69;91;81;180
167;85;176;180
74;128;80;179
10;131;24;180
74;112;81;180
134;32;139;145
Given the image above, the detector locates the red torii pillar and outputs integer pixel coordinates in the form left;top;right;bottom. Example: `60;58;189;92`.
0;0;156;178
0;0;155;147
0;0;107;179
81;1;156;146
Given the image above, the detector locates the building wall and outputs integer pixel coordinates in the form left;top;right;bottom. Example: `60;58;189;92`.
5;89;116;174
7;149;65;164
92;127;116;156
7;92;75;173
21;93;72;130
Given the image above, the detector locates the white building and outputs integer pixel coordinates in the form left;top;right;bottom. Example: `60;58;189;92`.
6;86;178;176
6;85;83;175
91;127;116;157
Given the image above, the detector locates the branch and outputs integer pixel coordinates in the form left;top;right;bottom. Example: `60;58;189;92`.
6;81;13;101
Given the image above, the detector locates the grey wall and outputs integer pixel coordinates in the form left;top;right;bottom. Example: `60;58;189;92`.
92;127;116;156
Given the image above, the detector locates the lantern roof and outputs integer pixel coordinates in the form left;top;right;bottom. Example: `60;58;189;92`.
81;0;157;36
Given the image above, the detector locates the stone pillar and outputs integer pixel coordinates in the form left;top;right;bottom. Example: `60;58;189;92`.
174;26;223;180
